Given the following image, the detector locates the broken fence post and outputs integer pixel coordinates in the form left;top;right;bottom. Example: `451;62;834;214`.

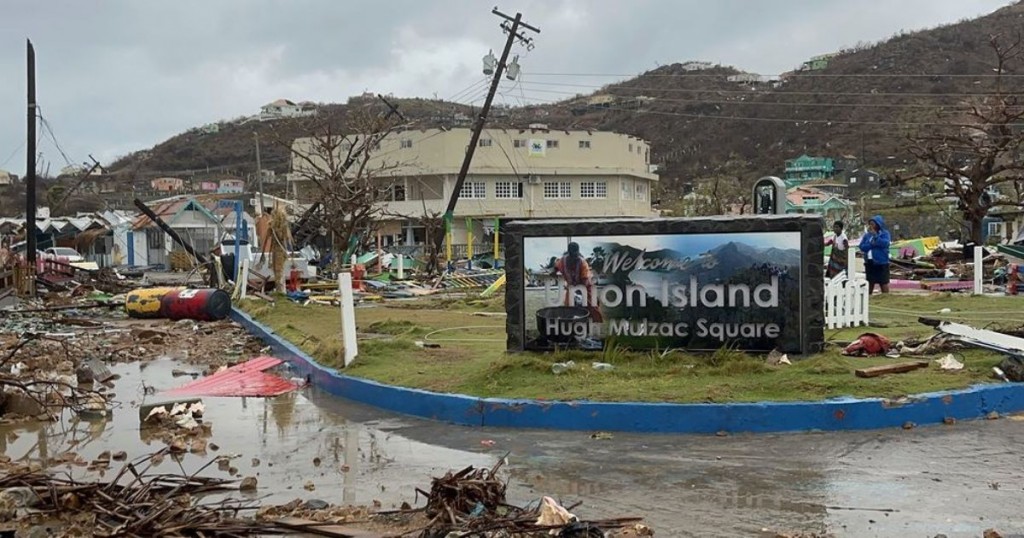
397;254;404;280
338;272;358;367
239;258;250;300
847;246;857;281
974;245;984;295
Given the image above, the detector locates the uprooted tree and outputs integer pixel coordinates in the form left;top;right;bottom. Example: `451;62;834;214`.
279;105;406;268
908;33;1024;244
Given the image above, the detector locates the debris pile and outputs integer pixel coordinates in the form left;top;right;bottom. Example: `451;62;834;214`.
0;451;280;536
412;458;647;537
142;401;212;453
0;453;654;537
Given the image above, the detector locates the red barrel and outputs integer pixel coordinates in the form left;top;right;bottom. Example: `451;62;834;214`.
159;288;232;321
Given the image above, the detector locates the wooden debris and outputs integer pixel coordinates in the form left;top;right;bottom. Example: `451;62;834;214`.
855;361;930;378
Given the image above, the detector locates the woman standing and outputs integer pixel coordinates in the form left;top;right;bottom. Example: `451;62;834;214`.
859;215;891;294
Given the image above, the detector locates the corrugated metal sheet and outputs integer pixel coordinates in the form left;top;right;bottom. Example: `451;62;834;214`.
162;356;298;397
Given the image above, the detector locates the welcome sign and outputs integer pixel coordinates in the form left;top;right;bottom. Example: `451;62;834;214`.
504;216;824;354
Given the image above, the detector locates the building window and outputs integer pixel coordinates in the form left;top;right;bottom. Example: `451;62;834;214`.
479;139;492;147
581;181;607;199
546;140;559;149
513;139;526;148
400;139;413;149
579;140;591;149
495;181;523;199
988;222;1004;237
628;143;633;153
635;182;647;201
543;181;571;199
389;184;406;202
460;181;486;199
621;180;633;200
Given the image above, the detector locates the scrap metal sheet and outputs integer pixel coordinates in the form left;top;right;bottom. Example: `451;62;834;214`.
162;356;298;397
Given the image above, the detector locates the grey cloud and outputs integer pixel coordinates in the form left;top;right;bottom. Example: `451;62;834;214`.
0;0;1010;175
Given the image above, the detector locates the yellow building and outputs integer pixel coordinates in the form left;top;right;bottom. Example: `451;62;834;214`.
289;127;659;248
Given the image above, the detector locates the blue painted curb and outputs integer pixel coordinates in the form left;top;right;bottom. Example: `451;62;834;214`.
232;307;1024;434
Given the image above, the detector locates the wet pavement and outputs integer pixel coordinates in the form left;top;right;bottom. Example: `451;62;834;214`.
3;358;1024;537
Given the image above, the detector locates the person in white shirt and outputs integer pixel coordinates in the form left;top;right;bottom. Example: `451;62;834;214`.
825;221;849;278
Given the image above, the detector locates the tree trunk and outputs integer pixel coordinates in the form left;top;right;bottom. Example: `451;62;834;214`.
969;215;985;245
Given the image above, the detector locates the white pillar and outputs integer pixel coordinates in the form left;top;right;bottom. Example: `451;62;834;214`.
239;258;250;299
350;254;357;267
847;246;857;281
974;246;984;295
339;273;358;367
397;254;404;280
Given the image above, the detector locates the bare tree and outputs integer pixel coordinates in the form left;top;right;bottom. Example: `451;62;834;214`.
281;108;406;265
673;176;750;216
908;33;1024;244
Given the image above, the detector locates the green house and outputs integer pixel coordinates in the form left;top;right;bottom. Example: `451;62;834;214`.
784;154;835;185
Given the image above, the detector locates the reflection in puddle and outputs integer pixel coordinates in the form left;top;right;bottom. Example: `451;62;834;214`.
0;359;495;508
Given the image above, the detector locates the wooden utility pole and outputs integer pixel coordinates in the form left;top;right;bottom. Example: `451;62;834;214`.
433;8;539;266
26;39;37;294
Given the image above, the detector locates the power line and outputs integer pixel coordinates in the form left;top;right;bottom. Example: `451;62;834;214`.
524;70;1024;79
0;141;25;169
37;108;76;168
509;94;1024;127
515;79;1020;99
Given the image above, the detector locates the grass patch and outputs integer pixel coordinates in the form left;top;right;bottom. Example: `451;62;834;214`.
238;292;1017;404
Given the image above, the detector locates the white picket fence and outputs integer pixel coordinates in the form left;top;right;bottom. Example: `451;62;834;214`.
824;271;870;329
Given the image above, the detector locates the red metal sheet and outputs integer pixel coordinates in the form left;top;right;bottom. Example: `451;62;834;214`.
162;356;298;397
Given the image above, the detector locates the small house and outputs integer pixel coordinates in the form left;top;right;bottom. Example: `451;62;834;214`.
784;154;835;185
786;186;853;223
846;168;881;192
199;181;219;192
150;177;185;192
0;170;15;186
129;196;254;269
218;179;245;194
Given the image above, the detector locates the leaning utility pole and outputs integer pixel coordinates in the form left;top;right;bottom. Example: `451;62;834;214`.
433;8;539;267
26;39;37;293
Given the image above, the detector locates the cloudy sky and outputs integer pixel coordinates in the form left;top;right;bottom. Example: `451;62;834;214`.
0;0;1010;175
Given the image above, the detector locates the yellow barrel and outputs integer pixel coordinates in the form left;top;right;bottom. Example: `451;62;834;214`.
124;287;184;319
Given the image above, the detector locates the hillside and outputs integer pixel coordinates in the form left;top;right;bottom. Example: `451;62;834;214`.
106;2;1024;203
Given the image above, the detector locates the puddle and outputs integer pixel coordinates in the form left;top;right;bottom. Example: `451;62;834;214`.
4;357;1024;536
0;358;496;509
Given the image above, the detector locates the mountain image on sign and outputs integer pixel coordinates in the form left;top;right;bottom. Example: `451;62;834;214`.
522;232;803;351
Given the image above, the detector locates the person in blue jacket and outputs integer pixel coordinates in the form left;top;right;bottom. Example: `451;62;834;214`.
859;215;891;294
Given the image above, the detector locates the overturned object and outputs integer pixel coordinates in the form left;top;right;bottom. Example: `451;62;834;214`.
125;287;231;321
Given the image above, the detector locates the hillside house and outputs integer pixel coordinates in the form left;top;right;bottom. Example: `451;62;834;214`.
0;170;15;185
784;154;835;185
217;179;245;194
846;168;881;192
786;186;853;223
259;99;316;121
289;127;658;250
800;53;837;71
150;177;185;192
129;195;254;268
199;181;219;192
